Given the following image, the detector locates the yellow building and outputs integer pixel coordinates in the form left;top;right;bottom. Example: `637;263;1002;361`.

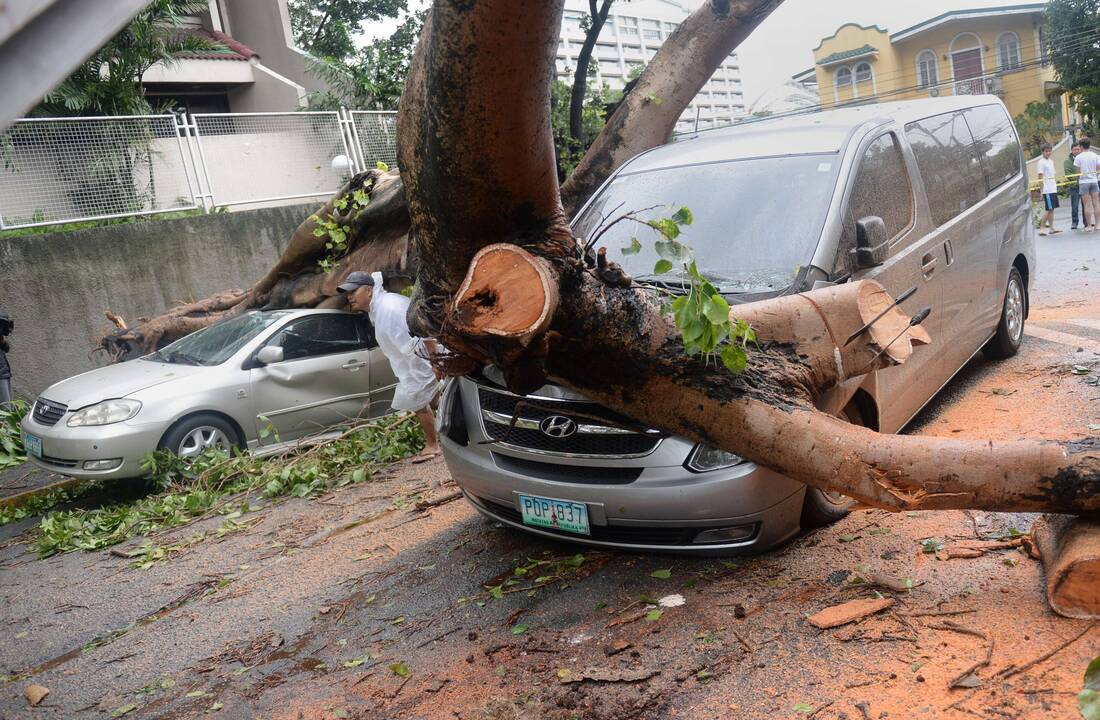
804;4;1075;128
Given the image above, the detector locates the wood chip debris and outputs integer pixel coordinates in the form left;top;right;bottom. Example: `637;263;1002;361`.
558;667;659;684
24;684;49;706
935;538;1024;560
807;597;895;629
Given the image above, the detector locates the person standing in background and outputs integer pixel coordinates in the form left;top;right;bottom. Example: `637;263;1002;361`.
1036;144;1061;236
0;312;12;407
1075;137;1100;232
1066;142;1084;230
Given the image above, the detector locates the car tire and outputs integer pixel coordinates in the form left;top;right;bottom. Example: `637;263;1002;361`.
158;413;240;459
800;405;861;530
984;267;1026;360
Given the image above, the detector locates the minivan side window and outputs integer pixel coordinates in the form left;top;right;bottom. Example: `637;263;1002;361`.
835;132;914;275
904;111;986;227
963;104;1022;192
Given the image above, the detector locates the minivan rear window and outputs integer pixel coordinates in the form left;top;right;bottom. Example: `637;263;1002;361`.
963;104;1022;192
572;155;841;294
904;111;986;227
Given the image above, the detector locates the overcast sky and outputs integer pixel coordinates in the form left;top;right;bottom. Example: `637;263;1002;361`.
361;0;1042;110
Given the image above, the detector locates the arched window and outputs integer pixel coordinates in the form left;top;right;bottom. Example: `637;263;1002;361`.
917;50;939;88
835;66;853;87
854;62;873;83
998;32;1021;70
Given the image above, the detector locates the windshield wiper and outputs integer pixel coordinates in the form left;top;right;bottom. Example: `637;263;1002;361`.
161;351;205;366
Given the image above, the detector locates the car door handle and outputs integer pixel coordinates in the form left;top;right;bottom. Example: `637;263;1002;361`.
341;360;367;371
921;253;937;276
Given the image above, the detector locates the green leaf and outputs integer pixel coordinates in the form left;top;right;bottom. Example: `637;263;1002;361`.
510;624;529;635
719;345;747;375
645;609;663;622
495;664;508;677
650;568;672;579
621;237;642;256
653;259;674;275
838;534;856;543
185;690;207;698
671;206;693;226
702;295;730;324
487;584;504;599
647;218;681;240
208;701;223;712
793;702;814;713
334;710;350;719
389;662;410;678
343;652;372;668
376;161;390;172
1080;657;1100;720
111;704;138;717
654;238;687;262
562;553;586;567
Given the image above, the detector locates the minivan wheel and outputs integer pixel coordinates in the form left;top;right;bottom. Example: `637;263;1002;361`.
985;267;1026;360
159;413;240;460
800;405;861;530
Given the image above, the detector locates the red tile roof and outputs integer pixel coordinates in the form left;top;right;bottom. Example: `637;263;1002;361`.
176;28;258;62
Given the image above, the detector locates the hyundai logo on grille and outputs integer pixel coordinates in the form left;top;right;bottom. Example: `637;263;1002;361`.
539;415;577;438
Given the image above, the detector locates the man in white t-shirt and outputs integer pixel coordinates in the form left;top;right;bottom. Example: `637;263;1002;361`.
1036;144;1060;236
1075;136;1100;232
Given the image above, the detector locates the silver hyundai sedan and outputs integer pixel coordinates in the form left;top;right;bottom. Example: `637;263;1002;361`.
21;309;397;479
440;96;1034;555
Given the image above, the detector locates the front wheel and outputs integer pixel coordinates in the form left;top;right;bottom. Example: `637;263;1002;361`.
158;413;240;459
800;405;861;529
984;267;1026;360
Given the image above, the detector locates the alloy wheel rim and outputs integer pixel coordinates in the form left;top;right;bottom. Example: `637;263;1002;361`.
1005;277;1023;344
178;426;231;458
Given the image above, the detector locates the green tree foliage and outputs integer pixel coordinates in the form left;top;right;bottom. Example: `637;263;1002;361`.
304;11;425;110
288;0;407;61
551;78;621;181
1045;0;1100;123
35;0;223;117
1013;101;1061;158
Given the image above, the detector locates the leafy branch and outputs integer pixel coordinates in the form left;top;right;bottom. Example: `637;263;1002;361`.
620;207;755;374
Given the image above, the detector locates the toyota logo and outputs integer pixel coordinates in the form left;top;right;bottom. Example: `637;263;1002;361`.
539;415;577;438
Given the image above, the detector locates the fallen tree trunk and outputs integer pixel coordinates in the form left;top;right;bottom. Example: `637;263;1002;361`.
1031;515;1100;618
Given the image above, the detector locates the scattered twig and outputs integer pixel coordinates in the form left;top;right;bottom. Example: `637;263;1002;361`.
897;608;976;618
854;701;872;720
995;622;1096;679
928;620;987;640
730;628;753;652
415;490;462;511
948;639;995;689
808;700;835;719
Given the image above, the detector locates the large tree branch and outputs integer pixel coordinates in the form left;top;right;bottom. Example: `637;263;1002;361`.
568;0;613;143
560;0;784;215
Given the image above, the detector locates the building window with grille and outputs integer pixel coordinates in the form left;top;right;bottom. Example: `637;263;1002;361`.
854;62;873;84
917;50;939;88
836;66;853;88
618;16;639;35
998;32;1021;70
642;19;662;41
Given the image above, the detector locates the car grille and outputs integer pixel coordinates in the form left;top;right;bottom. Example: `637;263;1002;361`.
32;397;67;427
38;454;79;469
490;453;641;485
476;387;661;458
475;496;758;547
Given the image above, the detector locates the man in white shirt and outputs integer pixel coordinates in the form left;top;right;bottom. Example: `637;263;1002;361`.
1036;144;1060;236
1075;136;1100;232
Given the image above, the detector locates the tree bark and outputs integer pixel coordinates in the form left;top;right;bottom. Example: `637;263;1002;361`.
568;0;613;144
559;0;784;215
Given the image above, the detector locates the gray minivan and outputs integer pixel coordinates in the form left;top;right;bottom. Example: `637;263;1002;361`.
439;96;1035;554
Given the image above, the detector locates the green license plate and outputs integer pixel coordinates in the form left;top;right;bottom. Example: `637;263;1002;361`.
23;432;42;458
518;494;590;535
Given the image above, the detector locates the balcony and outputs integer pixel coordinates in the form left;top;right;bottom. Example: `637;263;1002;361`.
953;75;1003;97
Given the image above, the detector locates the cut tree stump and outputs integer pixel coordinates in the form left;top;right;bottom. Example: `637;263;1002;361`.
1031;514;1100;618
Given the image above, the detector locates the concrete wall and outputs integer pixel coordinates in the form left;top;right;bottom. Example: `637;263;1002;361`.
0;202;314;399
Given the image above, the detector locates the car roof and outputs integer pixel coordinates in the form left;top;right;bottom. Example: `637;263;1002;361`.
623;95;1005;174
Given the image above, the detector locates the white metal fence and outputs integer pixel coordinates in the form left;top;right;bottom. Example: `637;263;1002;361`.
0;109;398;230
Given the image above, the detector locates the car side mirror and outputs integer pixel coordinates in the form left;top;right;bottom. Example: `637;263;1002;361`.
256;345;284;365
853;215;889;268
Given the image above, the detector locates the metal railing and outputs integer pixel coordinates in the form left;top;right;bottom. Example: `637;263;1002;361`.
0;109;398;230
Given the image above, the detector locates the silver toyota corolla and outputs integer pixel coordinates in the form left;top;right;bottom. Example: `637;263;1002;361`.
21;309;397;479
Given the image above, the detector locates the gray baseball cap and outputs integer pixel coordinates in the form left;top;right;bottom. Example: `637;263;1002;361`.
337;271;376;293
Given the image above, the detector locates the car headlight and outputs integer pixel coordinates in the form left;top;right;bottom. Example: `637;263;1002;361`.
66;399;142;427
685;443;744;473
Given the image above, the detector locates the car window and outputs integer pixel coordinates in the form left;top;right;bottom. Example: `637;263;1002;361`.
835;132;914;275
571;154;841;294
151;311;290;366
904;111;986;227
355;314;378;349
268;315;369;361
963;104;1022;192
